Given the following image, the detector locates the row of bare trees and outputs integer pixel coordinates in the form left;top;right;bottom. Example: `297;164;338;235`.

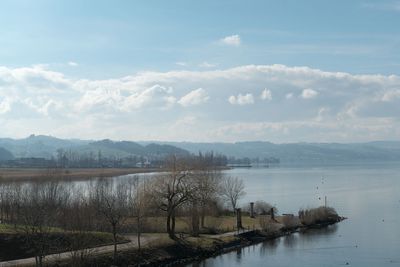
0;179;142;266
0;156;246;266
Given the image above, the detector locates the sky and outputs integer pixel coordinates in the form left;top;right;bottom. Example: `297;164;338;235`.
0;0;400;143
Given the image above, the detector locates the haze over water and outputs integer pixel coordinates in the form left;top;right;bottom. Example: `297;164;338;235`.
185;163;400;267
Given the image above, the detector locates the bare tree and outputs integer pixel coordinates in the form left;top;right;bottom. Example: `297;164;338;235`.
150;155;196;239
66;188;96;267
128;176;148;251
195;170;221;228
18;181;69;267
220;176;246;212
92;179;130;262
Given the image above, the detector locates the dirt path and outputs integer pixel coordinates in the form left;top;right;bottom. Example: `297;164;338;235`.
0;234;159;267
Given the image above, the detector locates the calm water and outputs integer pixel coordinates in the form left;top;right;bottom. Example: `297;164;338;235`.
186;163;400;267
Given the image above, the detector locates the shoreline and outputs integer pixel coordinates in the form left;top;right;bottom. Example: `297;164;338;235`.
167;218;347;267
0;166;231;182
72;217;346;267
0;167;164;182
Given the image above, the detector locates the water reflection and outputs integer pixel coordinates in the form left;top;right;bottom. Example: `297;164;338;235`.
235;247;242;262
298;224;338;244
259;237;280;256
283;233;298;248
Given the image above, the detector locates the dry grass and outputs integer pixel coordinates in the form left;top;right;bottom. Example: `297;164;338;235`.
281;215;301;229
139;215;265;233
299;206;339;226
0;167;162;181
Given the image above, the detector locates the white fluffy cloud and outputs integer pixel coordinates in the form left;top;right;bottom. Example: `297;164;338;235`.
0;98;12;114
382;89;400;101
260;88;272;100
220;35;241;46
1;64;400;142
301;88;318;99
178;88;209;107
228;93;254;105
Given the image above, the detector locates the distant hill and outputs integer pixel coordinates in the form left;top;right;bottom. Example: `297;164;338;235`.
1;135;399;165
0;134;85;158
0;147;14;161
141;140;400;165
0;135;189;160
87;140;189;157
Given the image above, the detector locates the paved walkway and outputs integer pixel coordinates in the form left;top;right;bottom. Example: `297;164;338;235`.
0;230;253;267
0;234;158;267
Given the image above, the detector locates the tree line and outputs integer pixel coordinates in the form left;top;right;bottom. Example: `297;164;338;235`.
0;155;244;266
1;150;228;169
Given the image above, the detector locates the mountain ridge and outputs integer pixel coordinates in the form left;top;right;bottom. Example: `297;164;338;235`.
1;135;399;164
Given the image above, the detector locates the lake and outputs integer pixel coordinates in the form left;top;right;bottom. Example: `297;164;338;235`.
185;163;400;267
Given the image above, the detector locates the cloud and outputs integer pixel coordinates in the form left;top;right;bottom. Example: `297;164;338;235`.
260;88;272;100
362;2;400;12
382;89;400;101
286;93;294;99
175;62;187;66
1;64;400;142
178;88;209;107
0;97;12;114
68;61;78;67
220;34;241;46
75;84;176;112
199;62;217;68
228;93;254;105
301;88;318;99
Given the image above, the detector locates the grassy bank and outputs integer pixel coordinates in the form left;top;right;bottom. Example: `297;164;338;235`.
0;224;127;261
52;214;345;267
0;167;163;181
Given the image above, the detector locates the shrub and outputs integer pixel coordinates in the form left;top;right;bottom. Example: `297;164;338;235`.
281;215;300;229
247;200;278;215
258;215;280;234
298;206;339;226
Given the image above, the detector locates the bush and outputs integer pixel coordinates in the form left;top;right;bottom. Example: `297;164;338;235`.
245;201;277;215
203;217;222;233
298;206;339;226
258;215;280;234
281;215;300;229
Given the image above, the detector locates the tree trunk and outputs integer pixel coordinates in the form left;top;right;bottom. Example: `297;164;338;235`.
137;215;141;252
191;201;199;237
167;212;172;238
171;210;176;239
35;255;43;267
112;223;117;262
200;205;206;228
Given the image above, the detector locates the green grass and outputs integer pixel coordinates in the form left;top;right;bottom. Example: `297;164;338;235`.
0;223;67;234
0;223;16;234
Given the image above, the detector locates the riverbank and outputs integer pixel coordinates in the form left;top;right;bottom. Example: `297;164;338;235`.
0;167;163;181
0;166;231;182
52;217;345;267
